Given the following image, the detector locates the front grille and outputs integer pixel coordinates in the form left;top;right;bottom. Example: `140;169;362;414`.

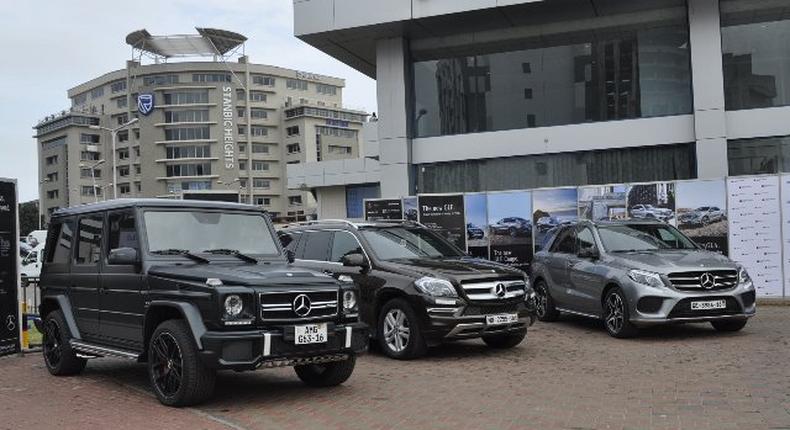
473;302;520;315
667;270;738;291
461;279;526;301
259;289;338;321
667;296;741;319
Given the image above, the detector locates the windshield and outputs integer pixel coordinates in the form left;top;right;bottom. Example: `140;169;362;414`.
144;211;279;255
360;227;464;261
598;224;697;252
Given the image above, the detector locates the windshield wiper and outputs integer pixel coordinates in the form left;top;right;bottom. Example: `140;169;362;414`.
150;248;210;264
202;248;258;264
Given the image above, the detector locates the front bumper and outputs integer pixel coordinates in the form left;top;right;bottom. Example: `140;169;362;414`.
422;299;536;342
199;321;369;371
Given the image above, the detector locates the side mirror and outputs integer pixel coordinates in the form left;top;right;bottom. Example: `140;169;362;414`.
341;253;369;271
578;247;599;260
285;249;296;264
108;247;139;265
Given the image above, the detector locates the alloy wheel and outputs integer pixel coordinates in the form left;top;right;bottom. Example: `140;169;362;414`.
150;332;184;397
42;319;62;368
383;309;410;353
605;293;625;334
535;285;548;318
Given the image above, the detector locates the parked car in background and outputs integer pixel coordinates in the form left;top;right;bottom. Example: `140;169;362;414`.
630;204;673;221
20;244;44;286
536;216;559;232
490;217;532;237
36;199;368;406
26;230;47;248
678;206;725;226
531;220;755;338
466;223;485;240
279;220;537;359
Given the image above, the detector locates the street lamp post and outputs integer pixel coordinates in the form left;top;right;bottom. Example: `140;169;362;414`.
79;159;105;203
90;118;138;200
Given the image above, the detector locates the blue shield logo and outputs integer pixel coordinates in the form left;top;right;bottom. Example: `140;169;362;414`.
137;93;154;116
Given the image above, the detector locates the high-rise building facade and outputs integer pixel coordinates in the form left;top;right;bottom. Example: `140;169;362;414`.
34;28;367;224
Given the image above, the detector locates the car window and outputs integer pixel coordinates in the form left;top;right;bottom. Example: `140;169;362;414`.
301;231;332;261
330;231;363;262
107;211;139;263
360;227;463;261
75;215;103;265
551;228;576;254
598;224;697;251
577;227;596;251
46;220;74;264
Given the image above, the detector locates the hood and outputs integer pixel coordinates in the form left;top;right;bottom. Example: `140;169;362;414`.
148;262;339;287
609;250;736;274
378;256;523;283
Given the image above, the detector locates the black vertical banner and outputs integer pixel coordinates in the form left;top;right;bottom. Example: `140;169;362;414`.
418;194;466;250
364;199;403;221
0;179;19;357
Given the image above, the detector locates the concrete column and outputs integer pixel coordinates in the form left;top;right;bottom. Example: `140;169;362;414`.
376;37;413;197
688;0;728;178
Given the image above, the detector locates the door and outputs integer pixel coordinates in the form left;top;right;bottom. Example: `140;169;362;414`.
545;227;576;307
294;230;333;272
328;231;380;323
99;209;144;348
568;226;605;315
71;215;104;340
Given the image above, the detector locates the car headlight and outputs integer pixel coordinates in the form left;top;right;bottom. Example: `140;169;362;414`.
414;277;458;298
628;269;666;289
224;294;244;318
738;266;752;286
342;290;357;311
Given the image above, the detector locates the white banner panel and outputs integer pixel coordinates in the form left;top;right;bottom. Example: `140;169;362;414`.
781;175;790;298
728;176;783;297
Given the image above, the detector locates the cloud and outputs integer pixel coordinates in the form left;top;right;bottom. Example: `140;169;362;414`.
0;0;376;202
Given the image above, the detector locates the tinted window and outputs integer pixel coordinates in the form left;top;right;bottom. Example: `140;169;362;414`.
75;216;103;265
107;211;139;262
301;231;332;261
330;232;363;262
577;228;596;251
360;227;463;261
47;220;74;264
551;229;576;254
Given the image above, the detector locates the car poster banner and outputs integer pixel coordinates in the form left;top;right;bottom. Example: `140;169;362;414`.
464;193;489;259
0;179;20;357
626;182;676;225
533;188;578;251
728;176;783;297
364;198;403;221
418;194;466;251
402;197;418;222
578;185;627;221
487;191;532;269
676;179;728;255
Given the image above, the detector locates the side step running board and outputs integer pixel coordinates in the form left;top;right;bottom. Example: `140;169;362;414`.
70;340;140;360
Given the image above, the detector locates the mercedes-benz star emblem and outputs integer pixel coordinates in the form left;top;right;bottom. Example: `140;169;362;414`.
493;283;507;298
699;272;716;290
292;294;312;317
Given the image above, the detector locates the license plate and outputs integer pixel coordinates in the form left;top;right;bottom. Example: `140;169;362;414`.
294;323;328;345
486;313;518;326
690;300;726;311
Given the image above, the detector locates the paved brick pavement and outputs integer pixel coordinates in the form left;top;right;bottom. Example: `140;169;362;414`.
2;307;789;430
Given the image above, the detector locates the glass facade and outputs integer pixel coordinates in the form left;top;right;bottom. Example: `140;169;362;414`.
728;135;790;176
417;143;696;193
412;8;692;138
721;1;790;110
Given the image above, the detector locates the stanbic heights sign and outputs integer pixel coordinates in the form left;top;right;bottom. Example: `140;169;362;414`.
222;86;235;169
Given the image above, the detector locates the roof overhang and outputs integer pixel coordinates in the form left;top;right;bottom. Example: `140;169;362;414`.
126;28;247;58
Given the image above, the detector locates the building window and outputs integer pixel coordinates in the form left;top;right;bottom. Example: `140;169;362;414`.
315;126;357;139
251;161;269;171
46;155;59;165
288;196;303;206
249;91;267;102
119;184;131;194
118;166;130;177
80;168;101;179
286;79;308;91
80;186;100;197
134;147;140;157
163;90;209;105
164;126;210;141
165;163;211;177
116;113;129;125
255;196;271;206
118;148;129;160
46;172;59;182
164;110;209;123
253;178;270;188
417;143;697;193
90;86;104;99
411;3;692;138
143;74;179;86
287;143;301;154
80;134;100;144
252;143;269;154
134;165;141;175
47;190;59;199
249;125;268;137
166;145;211;159
328;145;352;155
238;143;246;153
250;108;268;119
117;130;129;143
316;84;337;95
728;135;790;176
286;126;300;136
524;88;533;99
116;97;127;108
72;93;87;106
721;1;790;110
135;182;142;192
239;161;247;171
110;80;127;93
192;73;231;83
237;107;245;117
252;75;276;86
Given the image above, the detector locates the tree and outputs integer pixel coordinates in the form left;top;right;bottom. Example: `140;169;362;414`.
18;200;39;236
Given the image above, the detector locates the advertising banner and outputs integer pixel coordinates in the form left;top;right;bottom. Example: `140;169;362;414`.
676;180;728;255
578;185;627;221
0;179;19;357
728;176;783;297
418;194;466;251
403;197;418;222
780;175;790;297
626;182;676;225
464;193;489;259
364;199;403;221
487;191;532;268
533;188;578;251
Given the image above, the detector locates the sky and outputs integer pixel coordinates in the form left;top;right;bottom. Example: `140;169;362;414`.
676;180;727;210
0;0;377;203
487;191;532;223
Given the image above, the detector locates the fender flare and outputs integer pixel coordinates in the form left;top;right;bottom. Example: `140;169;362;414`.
144;301;207;349
38;295;81;340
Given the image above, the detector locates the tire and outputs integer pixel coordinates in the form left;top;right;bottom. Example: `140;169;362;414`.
603;287;638;338
534;280;559;322
147;320;216;407
711;319;748;332
42;310;87;376
294;354;357;387
377;298;427;360
482;330;526;349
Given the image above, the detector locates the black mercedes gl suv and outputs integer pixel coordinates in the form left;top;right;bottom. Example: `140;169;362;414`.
278;220;537;359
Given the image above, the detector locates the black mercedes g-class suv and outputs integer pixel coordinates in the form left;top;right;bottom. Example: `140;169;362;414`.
278;220;537;360
36;199;368;406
